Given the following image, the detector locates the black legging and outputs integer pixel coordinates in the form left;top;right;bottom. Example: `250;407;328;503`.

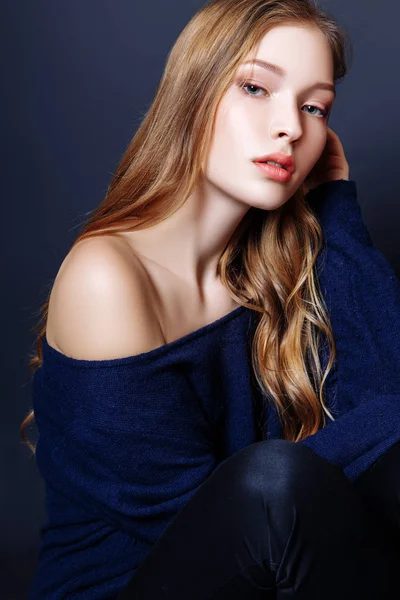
117;439;400;599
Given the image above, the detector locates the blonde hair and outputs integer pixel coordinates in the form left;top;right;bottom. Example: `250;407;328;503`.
21;0;353;452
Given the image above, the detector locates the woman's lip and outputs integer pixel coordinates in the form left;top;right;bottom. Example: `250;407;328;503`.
253;153;295;174
253;161;293;183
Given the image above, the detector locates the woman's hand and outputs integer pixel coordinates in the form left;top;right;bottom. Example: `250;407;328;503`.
302;127;350;195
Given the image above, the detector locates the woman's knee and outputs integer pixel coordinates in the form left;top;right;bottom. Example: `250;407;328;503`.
216;438;347;505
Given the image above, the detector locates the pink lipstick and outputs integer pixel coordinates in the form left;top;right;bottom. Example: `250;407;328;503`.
253;151;295;183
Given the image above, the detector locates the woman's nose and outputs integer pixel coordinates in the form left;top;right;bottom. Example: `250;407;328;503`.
269;102;303;142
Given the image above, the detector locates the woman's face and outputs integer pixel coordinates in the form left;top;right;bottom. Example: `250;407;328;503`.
203;24;336;211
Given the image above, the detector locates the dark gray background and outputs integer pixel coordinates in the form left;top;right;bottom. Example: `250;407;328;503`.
3;1;399;597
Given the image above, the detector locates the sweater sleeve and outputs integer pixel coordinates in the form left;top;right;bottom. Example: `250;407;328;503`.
32;348;217;544
298;179;400;482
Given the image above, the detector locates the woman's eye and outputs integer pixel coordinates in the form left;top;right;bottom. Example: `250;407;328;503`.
241;83;267;97
240;83;328;118
302;105;329;118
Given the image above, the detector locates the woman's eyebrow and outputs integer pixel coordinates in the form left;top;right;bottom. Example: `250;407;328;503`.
241;59;336;99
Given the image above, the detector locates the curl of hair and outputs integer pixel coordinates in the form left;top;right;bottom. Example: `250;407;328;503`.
21;0;353;453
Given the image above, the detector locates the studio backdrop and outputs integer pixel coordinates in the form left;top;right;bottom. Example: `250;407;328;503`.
2;1;400;598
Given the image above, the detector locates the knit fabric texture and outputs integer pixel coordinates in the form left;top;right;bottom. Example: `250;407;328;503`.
29;179;400;598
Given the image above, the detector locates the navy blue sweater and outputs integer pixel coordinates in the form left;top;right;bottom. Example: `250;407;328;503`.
29;180;400;598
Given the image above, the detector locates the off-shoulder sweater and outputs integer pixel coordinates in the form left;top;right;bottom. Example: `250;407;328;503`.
29;180;400;599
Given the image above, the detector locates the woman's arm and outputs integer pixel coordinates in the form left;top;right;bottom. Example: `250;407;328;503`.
299;179;400;483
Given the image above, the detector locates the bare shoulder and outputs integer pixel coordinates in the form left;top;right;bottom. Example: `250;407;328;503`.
46;235;165;360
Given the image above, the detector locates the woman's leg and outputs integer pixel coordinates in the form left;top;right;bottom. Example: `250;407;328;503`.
117;439;399;599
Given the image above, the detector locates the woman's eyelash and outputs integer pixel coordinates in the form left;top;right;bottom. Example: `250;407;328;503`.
238;82;329;119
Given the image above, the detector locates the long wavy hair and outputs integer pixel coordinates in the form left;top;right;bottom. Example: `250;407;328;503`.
21;0;352;453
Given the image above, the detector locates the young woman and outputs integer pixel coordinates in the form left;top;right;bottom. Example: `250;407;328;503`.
22;0;400;597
